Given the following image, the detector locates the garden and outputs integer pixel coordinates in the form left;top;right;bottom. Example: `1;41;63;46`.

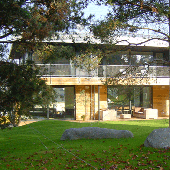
0;119;170;169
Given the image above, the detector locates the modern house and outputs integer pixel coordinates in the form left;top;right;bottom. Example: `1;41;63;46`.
10;34;170;120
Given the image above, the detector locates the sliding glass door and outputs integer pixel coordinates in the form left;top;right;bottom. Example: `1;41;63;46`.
52;86;75;119
108;85;153;114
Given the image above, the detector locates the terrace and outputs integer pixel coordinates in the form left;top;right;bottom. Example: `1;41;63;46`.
37;64;169;78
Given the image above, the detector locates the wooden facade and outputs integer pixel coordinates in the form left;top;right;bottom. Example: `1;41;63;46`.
153;85;169;117
44;77;169;86
42;77;169;120
75;85;107;120
10;38;170;120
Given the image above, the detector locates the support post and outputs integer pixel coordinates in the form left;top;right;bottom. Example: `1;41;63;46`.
130;100;132;115
50;64;52;85
47;105;49;120
94;85;95;120
98;85;100;121
90;85;92;120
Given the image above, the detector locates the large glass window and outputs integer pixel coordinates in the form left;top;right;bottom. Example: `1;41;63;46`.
52;86;75;119
143;86;152;108
53;88;65;113
108;86;134;113
108;86;153;113
130;51;153;65
102;51;153;66
30;86;75;119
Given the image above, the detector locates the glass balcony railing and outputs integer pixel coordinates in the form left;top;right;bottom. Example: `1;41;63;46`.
36;64;169;78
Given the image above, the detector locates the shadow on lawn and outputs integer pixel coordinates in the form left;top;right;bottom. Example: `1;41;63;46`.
0;119;170;170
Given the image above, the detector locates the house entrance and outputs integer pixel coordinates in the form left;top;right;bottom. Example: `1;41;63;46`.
53;86;75;119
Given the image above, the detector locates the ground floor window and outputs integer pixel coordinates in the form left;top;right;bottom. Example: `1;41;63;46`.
52;86;75;119
107;85;153;113
29;86;75;119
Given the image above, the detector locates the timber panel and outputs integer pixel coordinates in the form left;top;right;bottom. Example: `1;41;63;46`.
153;85;169;117
43;77;169;86
75;85;107;120
75;85;91;120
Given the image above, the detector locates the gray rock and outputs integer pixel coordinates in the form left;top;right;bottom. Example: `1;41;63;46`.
144;128;170;149
60;127;134;140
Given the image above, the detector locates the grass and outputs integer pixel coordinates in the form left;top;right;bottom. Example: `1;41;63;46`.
0;119;170;170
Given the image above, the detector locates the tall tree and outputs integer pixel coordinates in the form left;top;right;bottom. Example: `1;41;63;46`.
92;0;169;44
0;0;92;51
0;0;92;127
0;61;57;127
91;0;170;125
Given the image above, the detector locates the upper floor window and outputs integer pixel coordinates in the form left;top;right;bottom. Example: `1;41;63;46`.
32;54;70;64
101;51;153;65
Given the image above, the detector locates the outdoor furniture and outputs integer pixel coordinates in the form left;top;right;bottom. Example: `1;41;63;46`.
95;109;117;120
144;109;158;119
133;107;158;119
123;110;130;114
120;114;131;119
102;109;117;120
134;107;144;114
133;107;145;118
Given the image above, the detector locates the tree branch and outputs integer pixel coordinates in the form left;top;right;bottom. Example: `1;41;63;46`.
124;0;159;13
0;38;27;44
0;31;13;40
114;37;168;47
127;25;169;38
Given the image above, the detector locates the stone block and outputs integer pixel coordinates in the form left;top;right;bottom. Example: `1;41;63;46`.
61;127;134;140
144;128;170;149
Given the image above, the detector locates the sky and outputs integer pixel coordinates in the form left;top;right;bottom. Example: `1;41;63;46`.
74;2;111;34
83;2;168;39
83;2;110;21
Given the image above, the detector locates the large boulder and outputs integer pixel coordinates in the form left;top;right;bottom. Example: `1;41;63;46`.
60;127;134;140
144;128;170;149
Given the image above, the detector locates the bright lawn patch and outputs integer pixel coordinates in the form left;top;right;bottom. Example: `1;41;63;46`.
0;119;169;169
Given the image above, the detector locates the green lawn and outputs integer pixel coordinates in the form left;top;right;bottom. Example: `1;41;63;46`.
0;119;170;170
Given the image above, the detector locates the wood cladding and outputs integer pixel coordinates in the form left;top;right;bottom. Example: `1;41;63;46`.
153;85;169;117
75;85;107;120
42;77;169;119
43;77;169;86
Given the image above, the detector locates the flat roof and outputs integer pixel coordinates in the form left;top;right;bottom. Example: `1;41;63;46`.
47;33;169;48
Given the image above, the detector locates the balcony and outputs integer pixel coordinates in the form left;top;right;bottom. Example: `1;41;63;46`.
36;64;169;78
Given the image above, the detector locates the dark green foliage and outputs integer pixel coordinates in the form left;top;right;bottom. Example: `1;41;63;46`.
92;0;169;41
34;44;76;63
0;61;57;127
0;0;94;128
0;0;92;43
